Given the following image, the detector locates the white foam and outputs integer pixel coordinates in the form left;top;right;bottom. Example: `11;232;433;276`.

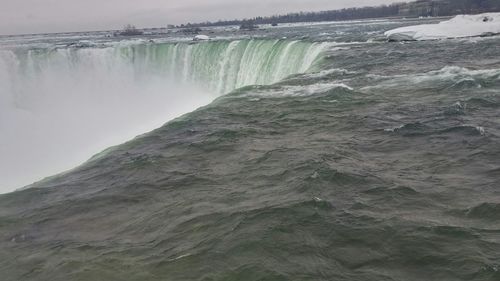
242;83;353;98
476;126;486;136
361;66;500;91
304;68;357;79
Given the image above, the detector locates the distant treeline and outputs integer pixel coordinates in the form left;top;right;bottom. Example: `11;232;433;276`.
179;0;500;28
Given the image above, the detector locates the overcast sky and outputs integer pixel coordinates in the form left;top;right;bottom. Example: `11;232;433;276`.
1;0;400;35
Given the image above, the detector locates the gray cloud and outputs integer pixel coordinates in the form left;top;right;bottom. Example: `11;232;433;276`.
0;0;399;35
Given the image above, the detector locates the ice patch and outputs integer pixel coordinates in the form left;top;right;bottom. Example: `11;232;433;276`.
385;13;500;41
193;35;210;41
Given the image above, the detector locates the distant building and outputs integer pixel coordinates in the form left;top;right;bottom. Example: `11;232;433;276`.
398;0;451;17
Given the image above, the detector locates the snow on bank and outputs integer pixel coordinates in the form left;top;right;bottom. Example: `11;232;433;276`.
193;35;210;41
385;13;500;41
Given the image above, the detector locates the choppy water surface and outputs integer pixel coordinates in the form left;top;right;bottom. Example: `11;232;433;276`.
1;18;500;281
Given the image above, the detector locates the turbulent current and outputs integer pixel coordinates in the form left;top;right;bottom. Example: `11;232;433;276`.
1;19;500;281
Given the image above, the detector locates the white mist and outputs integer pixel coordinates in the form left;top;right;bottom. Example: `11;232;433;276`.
0;47;216;193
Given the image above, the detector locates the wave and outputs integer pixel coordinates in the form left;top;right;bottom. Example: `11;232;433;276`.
233;83;354;99
362;66;500;92
385;122;486;137
465;202;500;220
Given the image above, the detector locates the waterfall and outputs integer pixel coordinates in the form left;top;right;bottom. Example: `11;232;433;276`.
2;39;328;94
0;39;329;190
